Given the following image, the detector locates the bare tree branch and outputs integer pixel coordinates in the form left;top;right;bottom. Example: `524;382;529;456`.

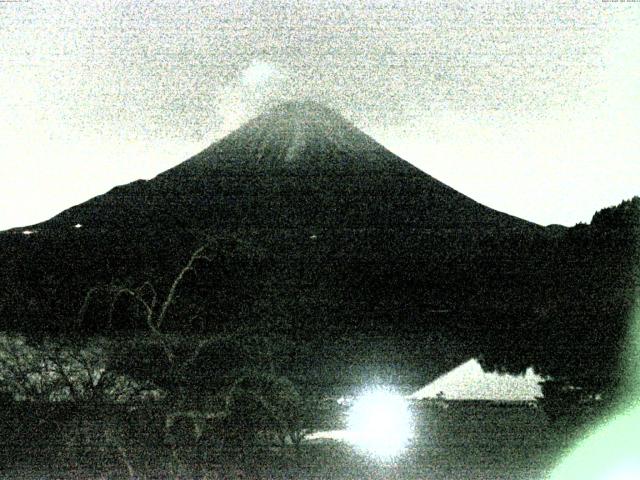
0;341;32;398
77;286;100;326
75;243;213;376
156;245;210;330
104;285;175;364
108;287;154;328
75;350;106;400
136;281;158;312
106;427;137;478
46;349;81;401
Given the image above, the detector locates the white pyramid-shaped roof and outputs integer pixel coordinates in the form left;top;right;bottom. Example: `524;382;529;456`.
408;358;543;401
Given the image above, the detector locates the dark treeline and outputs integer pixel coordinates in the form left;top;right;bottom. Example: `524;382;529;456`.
0;103;637;401
0;197;636;399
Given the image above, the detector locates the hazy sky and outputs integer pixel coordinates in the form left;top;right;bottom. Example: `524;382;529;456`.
1;0;638;230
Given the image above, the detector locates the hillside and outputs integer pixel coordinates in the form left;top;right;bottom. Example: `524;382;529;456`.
0;102;636;392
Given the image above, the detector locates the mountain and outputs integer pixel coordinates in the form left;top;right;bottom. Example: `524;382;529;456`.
0;101;636;392
31;101;539;232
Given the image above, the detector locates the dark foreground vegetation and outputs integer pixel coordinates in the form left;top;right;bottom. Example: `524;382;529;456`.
0;331;615;479
0;395;592;479
0;194;636;477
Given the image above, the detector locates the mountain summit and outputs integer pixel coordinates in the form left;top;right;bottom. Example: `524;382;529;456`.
235;101;377;152
175;100;402;174
242;100;354;136
225;101;378;165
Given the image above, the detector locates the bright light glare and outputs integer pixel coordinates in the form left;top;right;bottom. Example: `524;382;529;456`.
604;462;640;480
346;386;414;459
550;302;640;480
549;405;640;480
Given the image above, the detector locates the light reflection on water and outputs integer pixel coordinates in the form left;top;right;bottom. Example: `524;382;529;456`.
307;385;414;460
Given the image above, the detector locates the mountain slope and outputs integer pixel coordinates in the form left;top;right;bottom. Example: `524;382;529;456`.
34;101;538;233
2;102;632;393
1;101;543;329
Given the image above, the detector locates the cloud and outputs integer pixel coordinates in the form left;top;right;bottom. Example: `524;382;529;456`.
240;59;282;87
211;59;291;140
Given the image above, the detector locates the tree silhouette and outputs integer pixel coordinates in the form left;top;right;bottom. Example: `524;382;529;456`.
78;244;211;365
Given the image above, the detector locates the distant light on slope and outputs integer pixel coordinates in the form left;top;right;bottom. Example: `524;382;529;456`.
74;223;82;228
22;230;34;235
346;385;414;459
